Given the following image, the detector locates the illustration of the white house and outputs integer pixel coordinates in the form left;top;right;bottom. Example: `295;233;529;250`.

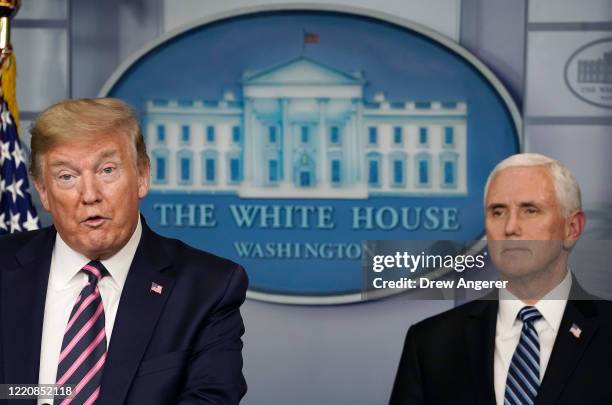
578;51;612;84
144;57;467;198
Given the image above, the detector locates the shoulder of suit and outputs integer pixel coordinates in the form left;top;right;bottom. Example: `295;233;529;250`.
147;229;247;281
408;296;612;336
589;298;612;320
0;227;52;265
0;226;48;248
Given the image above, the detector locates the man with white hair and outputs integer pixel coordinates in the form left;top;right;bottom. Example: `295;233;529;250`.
390;153;612;405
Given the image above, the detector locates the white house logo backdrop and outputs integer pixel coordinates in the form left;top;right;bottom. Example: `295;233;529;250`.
565;37;612;108
103;10;520;304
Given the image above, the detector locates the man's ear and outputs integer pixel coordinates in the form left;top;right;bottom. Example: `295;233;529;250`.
137;161;150;199
34;178;50;211
563;209;586;249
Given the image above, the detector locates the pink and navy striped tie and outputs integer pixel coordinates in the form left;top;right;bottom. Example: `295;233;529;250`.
55;261;108;404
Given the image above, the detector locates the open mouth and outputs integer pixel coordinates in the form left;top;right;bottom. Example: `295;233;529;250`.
82;215;108;227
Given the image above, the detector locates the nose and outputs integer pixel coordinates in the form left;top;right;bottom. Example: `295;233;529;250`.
504;209;521;237
79;172;102;204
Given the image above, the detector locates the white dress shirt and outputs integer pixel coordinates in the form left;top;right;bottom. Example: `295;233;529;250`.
37;218;142;405
494;271;572;405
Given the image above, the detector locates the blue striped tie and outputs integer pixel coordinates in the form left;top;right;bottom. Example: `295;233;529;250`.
504;306;542;405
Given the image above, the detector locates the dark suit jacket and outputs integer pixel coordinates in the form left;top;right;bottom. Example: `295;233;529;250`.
390;283;612;405
0;218;248;404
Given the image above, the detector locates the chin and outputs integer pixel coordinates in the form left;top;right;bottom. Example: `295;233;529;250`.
498;268;538;281
77;239;113;258
493;258;539;279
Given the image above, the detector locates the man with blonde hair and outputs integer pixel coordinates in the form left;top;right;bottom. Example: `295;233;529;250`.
390;153;612;405
0;98;248;405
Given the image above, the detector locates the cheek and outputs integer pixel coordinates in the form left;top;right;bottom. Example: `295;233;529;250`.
485;219;503;236
551;221;569;239
543;215;566;235
45;190;83;221
46;191;69;212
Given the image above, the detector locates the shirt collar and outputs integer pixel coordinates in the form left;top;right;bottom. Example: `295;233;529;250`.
498;270;572;335
50;216;142;291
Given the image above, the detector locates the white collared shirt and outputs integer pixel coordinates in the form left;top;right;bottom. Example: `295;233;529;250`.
37;218;142;405
494;270;572;405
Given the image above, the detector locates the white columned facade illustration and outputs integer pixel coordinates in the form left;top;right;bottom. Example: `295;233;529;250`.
145;57;468;199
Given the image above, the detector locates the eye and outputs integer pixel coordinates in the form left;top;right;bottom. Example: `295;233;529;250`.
56;172;77;188
101;166;115;175
490;209;504;217
524;207;539;215
57;173;74;183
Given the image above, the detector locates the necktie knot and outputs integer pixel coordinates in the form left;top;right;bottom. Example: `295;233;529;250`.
518;306;542;325
82;261;107;286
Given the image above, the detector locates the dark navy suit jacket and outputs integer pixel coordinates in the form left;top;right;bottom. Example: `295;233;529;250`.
389;283;612;405
0;218;248;404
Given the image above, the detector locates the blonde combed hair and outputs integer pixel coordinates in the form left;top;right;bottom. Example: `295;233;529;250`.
29;98;150;178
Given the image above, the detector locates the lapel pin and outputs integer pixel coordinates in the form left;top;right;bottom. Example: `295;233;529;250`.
569;323;582;339
150;282;163;295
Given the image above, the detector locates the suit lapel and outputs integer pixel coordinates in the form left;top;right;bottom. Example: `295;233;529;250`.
535;291;599;405
98;220;176;405
1;228;55;387
464;299;498;405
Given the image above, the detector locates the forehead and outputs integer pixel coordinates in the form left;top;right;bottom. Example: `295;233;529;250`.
44;131;133;163
487;166;557;204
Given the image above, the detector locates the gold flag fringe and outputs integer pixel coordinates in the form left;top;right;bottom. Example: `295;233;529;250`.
1;53;19;134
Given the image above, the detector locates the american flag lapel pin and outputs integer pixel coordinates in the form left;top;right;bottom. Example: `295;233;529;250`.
569;323;582;339
150;282;163;295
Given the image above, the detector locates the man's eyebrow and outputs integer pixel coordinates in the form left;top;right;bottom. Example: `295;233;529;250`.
97;149;120;160
519;201;541;208
48;160;75;169
487;201;542;210
48;149;120;169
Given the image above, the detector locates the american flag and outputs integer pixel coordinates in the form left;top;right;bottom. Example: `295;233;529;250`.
303;31;319;44
569;323;582;339
150;282;163;295
0;99;40;234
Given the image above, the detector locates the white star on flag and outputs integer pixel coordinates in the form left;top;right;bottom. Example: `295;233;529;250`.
12;142;24;168
6;178;24;203
9;211;21;233
23;210;39;231
0;212;6;231
1;105;11;131
0;140;10;165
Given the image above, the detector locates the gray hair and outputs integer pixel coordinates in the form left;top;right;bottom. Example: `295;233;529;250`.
483;153;582;217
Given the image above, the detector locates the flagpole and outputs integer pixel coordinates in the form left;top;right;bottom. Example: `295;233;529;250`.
0;0;20;130
0;0;19;62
